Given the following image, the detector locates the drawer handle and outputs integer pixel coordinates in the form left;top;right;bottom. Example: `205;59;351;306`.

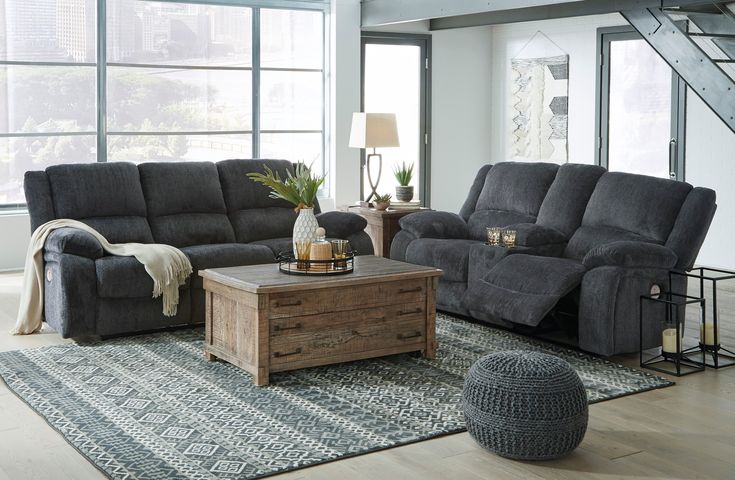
397;331;422;340
275;299;302;307
398;308;422;316
273;348;302;358
274;323;302;332
398;286;422;294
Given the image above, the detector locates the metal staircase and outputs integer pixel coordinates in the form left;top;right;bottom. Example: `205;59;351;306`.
621;2;735;134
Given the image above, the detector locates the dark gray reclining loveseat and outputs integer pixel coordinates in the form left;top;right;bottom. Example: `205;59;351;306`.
391;162;716;356
24;160;373;338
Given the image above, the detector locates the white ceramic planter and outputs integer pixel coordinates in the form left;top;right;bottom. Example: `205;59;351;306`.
292;207;319;257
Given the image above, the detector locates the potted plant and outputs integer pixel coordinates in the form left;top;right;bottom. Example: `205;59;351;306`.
373;193;392;211
247;162;325;257
393;162;415;202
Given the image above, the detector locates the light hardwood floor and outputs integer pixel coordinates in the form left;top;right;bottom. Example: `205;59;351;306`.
1;271;734;479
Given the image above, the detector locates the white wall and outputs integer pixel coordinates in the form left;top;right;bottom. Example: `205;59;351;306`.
0;214;30;271
430;26;494;212
685;93;735;269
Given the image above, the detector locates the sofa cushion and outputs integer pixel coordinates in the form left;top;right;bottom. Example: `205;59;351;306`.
249;238;293;256
96;256;156;298
565;226;659;261
181;243;274;289
139;162;235;247
399;211;469;240
581;172;692;243
467;210;536;242
406;239;481;282
218;159;319;243
229;208;298;244
317;211;368;239
474;162;559;216
44;163;154;244
536;163;605;237
464;254;586;327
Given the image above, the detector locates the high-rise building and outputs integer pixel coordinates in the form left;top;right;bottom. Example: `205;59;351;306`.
56;0;95;62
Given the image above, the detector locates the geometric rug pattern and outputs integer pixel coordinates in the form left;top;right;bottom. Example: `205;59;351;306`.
0;314;672;479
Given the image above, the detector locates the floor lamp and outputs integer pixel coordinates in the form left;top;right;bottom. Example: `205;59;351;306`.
349;113;400;206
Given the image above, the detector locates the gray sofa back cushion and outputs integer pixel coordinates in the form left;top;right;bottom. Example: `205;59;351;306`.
665;187;717;270
24;171;56;231
565;172;693;260
138;162;235;247
42;163;154;244
474;162;559;216
466;162;558;241
217;159;321;243
459;164;493;222
536;163;605;238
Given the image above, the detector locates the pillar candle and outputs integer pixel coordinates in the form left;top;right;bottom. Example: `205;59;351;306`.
662;328;682;354
700;321;720;346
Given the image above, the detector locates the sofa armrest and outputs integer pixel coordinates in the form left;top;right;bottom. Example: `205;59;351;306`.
506;223;567;247
316;211;368;239
583;241;678;270
398;211;469;240
45;227;104;259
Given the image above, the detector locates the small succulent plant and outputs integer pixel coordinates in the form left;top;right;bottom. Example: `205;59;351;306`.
393;162;414;186
374;193;392;203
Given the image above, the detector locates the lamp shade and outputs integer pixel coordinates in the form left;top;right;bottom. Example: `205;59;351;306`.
348;113;400;149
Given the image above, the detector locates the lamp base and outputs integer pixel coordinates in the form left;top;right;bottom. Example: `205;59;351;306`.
364;151;382;203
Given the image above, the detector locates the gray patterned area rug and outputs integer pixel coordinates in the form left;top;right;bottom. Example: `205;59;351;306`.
0;314;671;480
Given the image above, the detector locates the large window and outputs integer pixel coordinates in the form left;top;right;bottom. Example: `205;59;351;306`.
361;33;430;204
596;26;686;179
0;0;328;207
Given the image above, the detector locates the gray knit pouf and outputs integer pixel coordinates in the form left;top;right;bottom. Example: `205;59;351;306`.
462;350;588;461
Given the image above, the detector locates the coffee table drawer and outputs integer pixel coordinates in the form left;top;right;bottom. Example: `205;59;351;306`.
268;278;426;318
269;315;426;365
270;301;425;337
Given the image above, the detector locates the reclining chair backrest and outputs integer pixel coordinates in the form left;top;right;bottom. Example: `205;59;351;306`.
535;163;606;238
463;162;559;241
665;187;717;271
24;162;155;244
217;159;321;243
138;162;235;247
565;172;693;261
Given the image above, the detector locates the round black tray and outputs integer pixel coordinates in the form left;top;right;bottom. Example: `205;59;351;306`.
277;251;356;276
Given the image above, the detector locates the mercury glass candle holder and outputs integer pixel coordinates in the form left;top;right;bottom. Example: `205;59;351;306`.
486;227;502;246
502;229;517;248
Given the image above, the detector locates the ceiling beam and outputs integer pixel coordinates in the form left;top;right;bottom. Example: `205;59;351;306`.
361;0;585;27
361;0;717;29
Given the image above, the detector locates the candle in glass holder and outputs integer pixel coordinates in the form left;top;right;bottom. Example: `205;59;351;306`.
331;239;350;270
502;229;517;248
486;227;502;246
662;328;683;354
700;320;720;346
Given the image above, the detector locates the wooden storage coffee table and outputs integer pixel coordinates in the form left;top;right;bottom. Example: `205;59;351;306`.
200;255;442;385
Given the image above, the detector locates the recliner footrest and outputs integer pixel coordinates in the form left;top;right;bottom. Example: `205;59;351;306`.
464;254;586;326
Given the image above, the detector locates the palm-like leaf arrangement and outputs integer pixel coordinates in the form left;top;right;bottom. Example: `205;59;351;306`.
247;162;325;211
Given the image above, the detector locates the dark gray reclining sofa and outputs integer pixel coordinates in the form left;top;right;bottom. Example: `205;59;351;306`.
391;162;716;356
24;159;373;338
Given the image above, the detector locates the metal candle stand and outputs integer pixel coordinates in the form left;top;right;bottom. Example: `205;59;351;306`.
670;268;735;369
639;292;705;377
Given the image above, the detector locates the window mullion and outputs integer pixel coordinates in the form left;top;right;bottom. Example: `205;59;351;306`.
97;0;107;163
252;8;261;158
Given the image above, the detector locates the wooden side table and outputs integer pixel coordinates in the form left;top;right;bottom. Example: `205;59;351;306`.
349;206;431;258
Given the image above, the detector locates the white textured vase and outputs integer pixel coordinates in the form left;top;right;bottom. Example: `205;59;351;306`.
292;207;319;257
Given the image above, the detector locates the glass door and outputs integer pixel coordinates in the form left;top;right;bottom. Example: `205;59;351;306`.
597;28;687;179
361;33;430;204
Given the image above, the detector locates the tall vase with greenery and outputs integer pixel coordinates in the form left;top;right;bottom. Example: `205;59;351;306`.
247;162;326;257
393;162;415;202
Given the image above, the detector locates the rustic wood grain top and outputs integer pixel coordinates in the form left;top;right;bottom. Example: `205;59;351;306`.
200;255;443;294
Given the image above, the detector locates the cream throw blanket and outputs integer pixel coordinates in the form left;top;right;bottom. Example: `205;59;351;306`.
12;219;192;335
